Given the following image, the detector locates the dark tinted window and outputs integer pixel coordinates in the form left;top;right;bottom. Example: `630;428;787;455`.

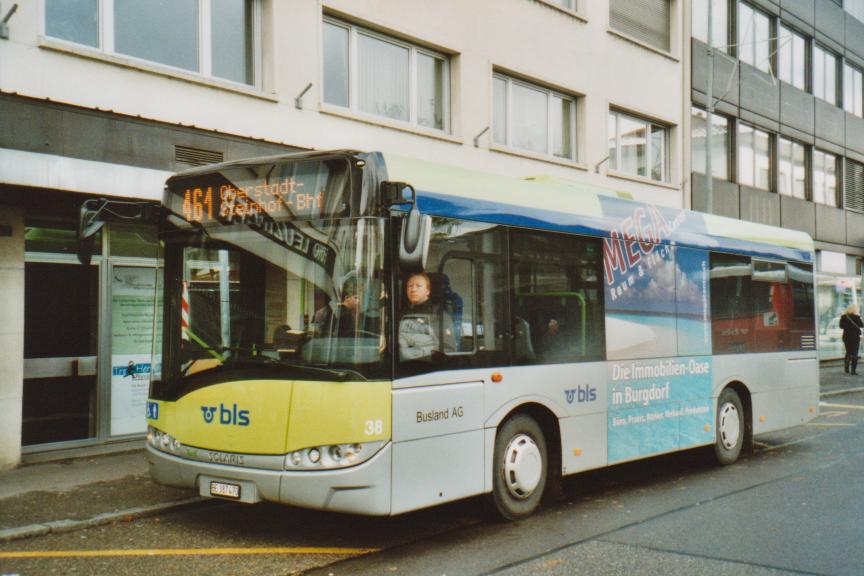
510;230;605;364
711;254;754;354
789;263;816;350
710;253;815;353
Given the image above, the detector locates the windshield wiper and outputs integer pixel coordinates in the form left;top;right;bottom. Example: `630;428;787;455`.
271;361;356;382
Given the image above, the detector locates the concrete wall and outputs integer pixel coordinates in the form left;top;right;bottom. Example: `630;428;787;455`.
691;173;864;247
0;206;24;470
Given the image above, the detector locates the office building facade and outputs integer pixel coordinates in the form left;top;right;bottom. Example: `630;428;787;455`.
688;0;864;360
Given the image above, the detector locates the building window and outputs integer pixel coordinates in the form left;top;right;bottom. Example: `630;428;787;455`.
210;0;255;85
323;19;449;131
844;62;864;117
693;0;728;52
778;137;807;199
114;0;199;73
608;109;668;182
813;150;839;207
847;0;864;23
323;21;349;108
737;2;772;74
46;0;98;47
45;0;257;86
493;74;577;161
691;107;730;180
738;123;771;190
844;158;864;212
609;0;672;52
778;24;806;91
813;45;838;105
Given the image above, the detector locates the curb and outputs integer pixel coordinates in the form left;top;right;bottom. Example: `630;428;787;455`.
0;497;211;544
821;386;864;397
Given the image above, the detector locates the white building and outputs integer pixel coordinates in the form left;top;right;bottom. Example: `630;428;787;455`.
0;0;686;467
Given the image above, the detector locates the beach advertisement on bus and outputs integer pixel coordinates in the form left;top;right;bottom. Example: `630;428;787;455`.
607;356;714;462
601;202;713;359
601;200;715;462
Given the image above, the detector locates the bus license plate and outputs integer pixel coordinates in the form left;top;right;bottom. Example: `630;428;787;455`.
210;481;241;499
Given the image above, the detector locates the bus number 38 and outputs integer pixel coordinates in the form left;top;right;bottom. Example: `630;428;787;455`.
364;420;383;435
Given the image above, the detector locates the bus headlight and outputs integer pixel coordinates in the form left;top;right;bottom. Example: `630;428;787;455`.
308;448;321;464
148;426;183;455
284;441;384;470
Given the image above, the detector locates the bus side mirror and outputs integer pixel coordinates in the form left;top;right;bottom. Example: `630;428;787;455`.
77;199;106;265
76;198;160;265
399;205;431;273
382;181;416;206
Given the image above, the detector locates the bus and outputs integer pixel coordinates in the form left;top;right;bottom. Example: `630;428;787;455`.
93;149;818;520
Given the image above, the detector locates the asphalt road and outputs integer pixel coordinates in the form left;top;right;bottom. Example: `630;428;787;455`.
1;391;862;576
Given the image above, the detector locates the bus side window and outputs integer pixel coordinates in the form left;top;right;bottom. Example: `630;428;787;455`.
510;229;605;365
711;255;815;354
396;217;507;376
710;253;753;354
440;258;472;353
788;262;815;350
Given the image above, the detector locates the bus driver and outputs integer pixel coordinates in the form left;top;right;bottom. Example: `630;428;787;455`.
399;272;454;361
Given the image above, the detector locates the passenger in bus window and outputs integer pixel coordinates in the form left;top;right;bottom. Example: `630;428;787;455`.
399;272;454;361
513;316;535;362
840;304;863;375
313;277;361;337
540;318;567;362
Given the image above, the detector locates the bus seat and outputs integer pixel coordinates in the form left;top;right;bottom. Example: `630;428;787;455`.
272;324;304;357
428;272;463;351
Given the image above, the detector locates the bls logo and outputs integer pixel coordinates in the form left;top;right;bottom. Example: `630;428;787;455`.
201;406;217;423
565;385;597;404
200;404;251;426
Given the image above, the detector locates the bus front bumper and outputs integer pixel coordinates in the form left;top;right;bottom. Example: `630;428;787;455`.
146;443;393;516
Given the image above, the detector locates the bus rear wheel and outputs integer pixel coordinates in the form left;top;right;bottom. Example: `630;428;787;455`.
714;388;744;465
489;414;548;521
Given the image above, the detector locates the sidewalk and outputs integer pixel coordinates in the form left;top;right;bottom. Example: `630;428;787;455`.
1;364;862;544
0;448;203;543
819;361;864;396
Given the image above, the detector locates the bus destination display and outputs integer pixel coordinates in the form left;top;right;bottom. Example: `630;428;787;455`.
180;178;325;225
167;157;351;225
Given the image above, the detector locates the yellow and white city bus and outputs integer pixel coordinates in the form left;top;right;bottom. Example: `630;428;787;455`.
121;150;818;520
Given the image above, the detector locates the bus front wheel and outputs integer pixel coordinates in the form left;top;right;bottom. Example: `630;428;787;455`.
489;414;548;521
714;388;745;465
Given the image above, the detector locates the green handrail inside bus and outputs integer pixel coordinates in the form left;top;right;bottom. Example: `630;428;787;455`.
184;328;225;362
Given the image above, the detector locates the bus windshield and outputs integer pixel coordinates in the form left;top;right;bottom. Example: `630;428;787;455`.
152;217;389;397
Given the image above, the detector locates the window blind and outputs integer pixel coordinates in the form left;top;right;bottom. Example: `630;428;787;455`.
845;158;864;212
610;0;671;52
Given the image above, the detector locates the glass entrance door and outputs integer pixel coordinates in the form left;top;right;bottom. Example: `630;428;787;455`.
22;262;99;445
22;220;158;451
109;265;158;436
